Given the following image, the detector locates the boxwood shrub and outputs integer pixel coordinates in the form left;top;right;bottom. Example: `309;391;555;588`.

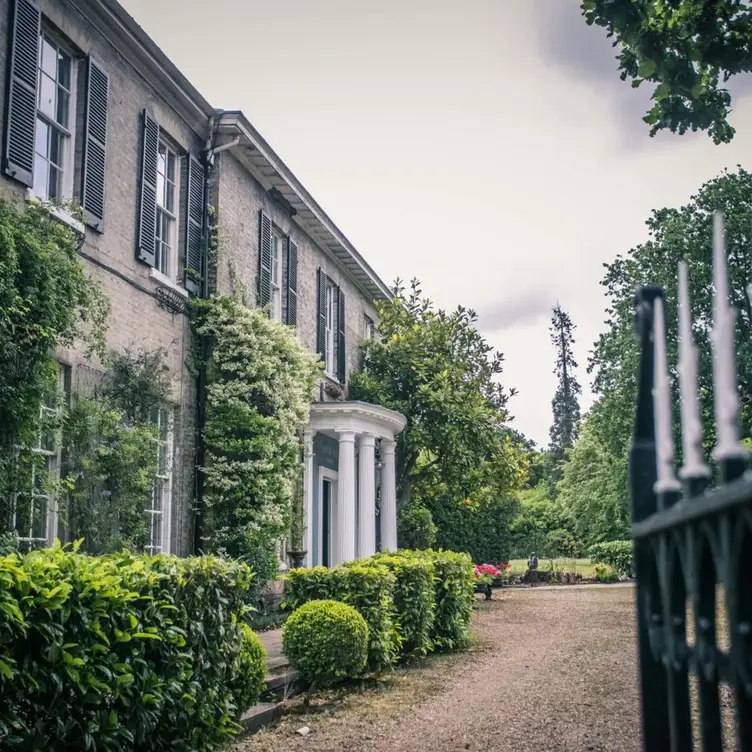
427;550;475;650
372;551;435;655
0;544;266;751
282;599;368;683
284;563;398;670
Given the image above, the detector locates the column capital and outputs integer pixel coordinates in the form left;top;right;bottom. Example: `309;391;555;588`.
303;429;315;457
381;437;396;454
359;433;376;448
336;429;357;443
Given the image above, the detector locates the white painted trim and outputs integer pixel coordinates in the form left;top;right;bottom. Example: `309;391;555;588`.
25;190;85;235
149;267;188;298
318;466;338;567
308;400;406;438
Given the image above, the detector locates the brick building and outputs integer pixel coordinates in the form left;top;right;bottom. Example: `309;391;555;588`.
0;0;404;564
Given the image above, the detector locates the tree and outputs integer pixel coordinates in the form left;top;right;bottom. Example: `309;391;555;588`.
349;278;520;507
588;166;752;467
547;305;581;492
581;0;752;143
557;414;630;544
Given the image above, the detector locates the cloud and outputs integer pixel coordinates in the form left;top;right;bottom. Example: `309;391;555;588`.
475;291;555;333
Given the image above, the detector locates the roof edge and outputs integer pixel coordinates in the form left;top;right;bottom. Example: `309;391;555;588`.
217;110;393;302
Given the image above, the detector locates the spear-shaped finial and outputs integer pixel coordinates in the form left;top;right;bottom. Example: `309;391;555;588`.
677;262;710;496
710;212;748;481
653;295;681;505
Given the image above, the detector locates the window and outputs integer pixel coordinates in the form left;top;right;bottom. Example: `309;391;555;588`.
33;33;76;201
145;407;174;555
270;231;284;322
13;365;65;548
155;140;179;278
364;316;375;341
325;280;338;376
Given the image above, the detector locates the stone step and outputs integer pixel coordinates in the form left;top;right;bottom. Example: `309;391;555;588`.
265;667;299;694
239;702;284;735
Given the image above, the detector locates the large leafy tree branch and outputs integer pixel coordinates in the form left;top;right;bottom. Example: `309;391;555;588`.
349;278;520;507
581;0;752;143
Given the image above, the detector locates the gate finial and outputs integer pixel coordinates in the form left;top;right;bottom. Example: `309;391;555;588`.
653;295;681;504
710;212;748;480
677;261;710;493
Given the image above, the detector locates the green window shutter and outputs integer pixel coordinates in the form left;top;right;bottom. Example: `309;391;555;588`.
317;268;326;359
258;210;272;308
4;0;40;187
337;287;346;383
286;238;298;326
183;154;204;294
136;110;159;266
81;56;109;232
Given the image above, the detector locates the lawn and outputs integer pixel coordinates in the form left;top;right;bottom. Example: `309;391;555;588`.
508;557;597;577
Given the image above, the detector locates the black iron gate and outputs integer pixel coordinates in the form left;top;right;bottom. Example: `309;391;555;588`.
630;213;752;751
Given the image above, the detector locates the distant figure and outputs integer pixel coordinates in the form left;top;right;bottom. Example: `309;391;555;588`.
528;552;539;586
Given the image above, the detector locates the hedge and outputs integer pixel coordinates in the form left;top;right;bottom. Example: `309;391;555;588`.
284;562;398;670
587;540;633;576
427;550;475;650
282;600;369;683
372;551;435;655
284;550;474;663
0;544;265;751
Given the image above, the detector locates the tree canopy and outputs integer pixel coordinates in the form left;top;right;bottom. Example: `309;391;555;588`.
349;278;523;507
581;0;752;143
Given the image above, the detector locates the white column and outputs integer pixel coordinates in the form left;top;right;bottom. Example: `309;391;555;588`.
380;438;397;552
303;430;315;567
335;430;357;565
357;434;376;559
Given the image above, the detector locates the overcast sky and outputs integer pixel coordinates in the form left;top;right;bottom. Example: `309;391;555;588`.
121;0;752;447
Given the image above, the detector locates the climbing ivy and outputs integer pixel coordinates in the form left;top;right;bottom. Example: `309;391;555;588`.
64;348;171;554
0;199;109;530
190;296;320;559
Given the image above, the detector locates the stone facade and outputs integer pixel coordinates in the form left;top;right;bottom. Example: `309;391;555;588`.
0;0;392;558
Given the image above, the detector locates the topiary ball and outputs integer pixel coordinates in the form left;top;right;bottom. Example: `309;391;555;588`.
228;623;267;713
282;599;369;683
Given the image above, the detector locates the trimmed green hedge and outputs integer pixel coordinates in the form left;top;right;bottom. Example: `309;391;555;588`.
284;563;398;670
372;551;435;655
587;540;632;576
0;544;266;751
284;550;474;666
427;550;475;650
282;600;369;683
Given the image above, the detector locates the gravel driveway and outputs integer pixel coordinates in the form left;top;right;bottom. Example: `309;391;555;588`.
236;583;641;752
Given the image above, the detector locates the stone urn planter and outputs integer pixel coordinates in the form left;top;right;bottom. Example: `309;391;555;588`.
287;551;307;569
475;582;493;600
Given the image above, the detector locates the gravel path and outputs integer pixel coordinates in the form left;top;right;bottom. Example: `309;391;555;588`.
236;583;641;752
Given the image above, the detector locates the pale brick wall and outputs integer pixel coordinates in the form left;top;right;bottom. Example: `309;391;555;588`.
214;151;381;393
0;0;207;555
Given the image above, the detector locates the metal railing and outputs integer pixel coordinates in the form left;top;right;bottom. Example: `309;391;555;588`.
631;213;752;751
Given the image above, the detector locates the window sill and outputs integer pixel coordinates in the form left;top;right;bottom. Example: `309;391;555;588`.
149;268;189;298
25;190;85;235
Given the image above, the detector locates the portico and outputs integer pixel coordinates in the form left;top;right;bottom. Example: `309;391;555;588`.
303;401;406;567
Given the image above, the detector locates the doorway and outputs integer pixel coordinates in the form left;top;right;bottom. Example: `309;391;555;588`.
318;467;338;567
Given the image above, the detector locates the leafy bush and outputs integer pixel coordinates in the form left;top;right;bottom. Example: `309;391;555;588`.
284;563;398;670
594;563;619;583
373;551;435;655
397;505;437;550
587;540;633;576
190;296;320;558
428;550;475;650
427;495;519;564
229;624;267;713
0;199;109;527
282;600;368;683
0;544;263;751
